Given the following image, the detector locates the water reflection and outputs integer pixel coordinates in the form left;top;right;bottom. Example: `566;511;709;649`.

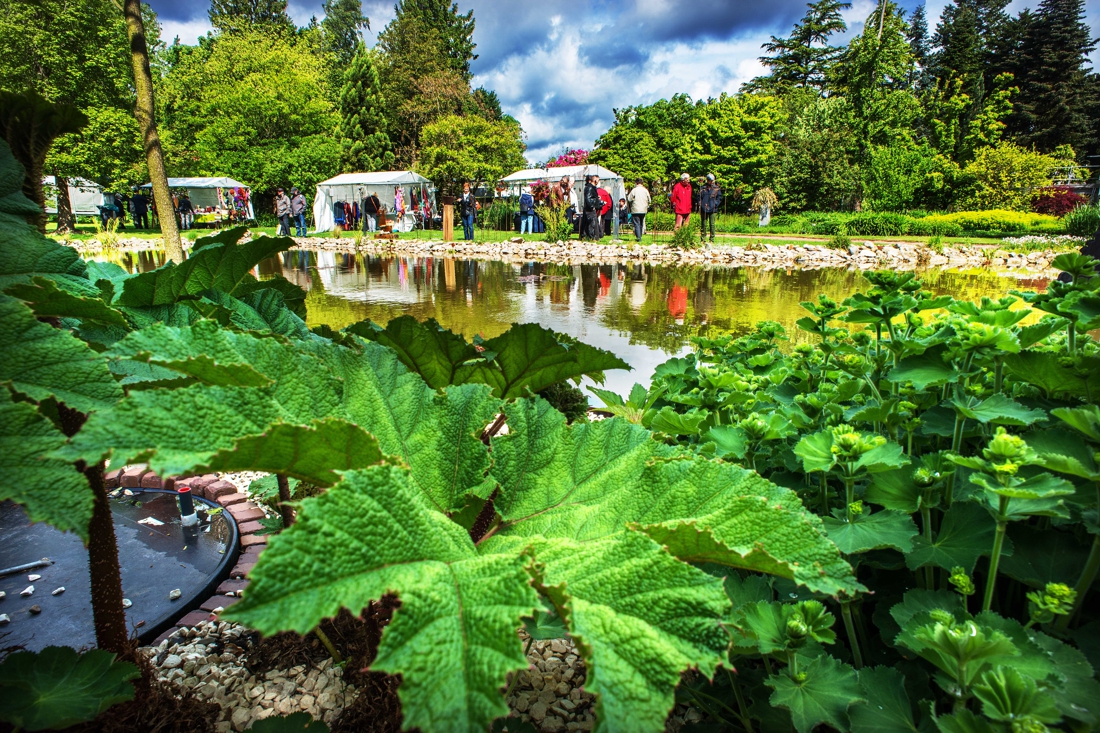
92;249;1045;398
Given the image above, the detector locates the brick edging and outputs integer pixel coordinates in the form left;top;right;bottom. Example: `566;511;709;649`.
106;467;268;645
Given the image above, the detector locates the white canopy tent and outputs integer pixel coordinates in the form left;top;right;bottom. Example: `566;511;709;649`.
501;164;627;235
313;171;434;233
43;176;107;216
140;177;255;220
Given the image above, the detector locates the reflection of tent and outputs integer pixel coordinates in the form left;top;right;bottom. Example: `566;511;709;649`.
43;176;108;216
140;177;255;220
313;171;434;233
502;164;626;234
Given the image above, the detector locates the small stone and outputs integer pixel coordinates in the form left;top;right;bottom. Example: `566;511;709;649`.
169;589;181;600
299;694;315;710
122;598;132;608
515;693;530;712
0;591;5;600
162;654;183;669
530;701;548;722
542;716;565;732
539;689;556;705
51;587;65;596
560;699;576;711
0;614;9;625
28;574;41;582
230;707;251;732
550;639;568;654
555;682;570;696
20;586;33;597
28;605;42;614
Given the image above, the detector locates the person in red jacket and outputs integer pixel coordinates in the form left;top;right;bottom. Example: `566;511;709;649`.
671;173;693;230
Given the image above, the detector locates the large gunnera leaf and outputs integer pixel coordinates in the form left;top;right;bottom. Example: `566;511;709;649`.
348;315;478;390
0;294;122;411
0;646;139;731
223;467;538;733
0;395;93;539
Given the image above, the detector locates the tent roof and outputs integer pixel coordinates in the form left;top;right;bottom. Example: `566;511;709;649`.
43;176;102;189
502;164;622;182
317;171;431;187
141;177;250;189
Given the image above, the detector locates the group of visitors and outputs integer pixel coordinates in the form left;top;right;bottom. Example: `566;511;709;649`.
671;173;723;242
274;187;309;237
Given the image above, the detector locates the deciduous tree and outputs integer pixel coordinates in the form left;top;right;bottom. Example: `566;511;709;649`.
417;114;526;196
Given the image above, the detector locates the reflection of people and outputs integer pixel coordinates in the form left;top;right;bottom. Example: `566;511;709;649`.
130;190;149;229
178;193;194;230
671;173;693;230
460;182;476;240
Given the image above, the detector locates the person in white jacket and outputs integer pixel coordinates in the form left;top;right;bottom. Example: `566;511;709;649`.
626;179;651;242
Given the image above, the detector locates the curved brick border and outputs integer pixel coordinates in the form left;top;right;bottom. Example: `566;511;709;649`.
104;466;268;644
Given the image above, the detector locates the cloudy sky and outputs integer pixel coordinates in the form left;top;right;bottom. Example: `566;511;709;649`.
152;0;1100;163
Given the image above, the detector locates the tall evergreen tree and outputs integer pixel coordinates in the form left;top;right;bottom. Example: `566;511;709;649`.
337;44;394;172
390;0;477;81
209;0;294;34
745;0;851;94
1006;0;1097;154
906;3;930;89
322;0;368;67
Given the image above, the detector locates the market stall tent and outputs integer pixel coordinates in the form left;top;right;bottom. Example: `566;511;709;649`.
313;171;434;233
502;164;626;235
43;176;108;216
141;177;255;221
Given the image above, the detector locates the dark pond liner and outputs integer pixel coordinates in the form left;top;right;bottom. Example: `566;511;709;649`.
0;489;239;651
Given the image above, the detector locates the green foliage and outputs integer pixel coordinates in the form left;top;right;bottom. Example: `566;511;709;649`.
922;209;1060;235
336;44;394;172
1063;204;1100;237
417;114;526;195
249;712;330;732
681;93;787;191
0;647;139;731
959;142;1062;211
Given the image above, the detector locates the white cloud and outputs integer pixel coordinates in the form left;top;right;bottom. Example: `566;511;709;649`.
159;17;214;45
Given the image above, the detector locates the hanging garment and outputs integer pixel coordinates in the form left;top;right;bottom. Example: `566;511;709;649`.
333;201;346;226
395;187;405;215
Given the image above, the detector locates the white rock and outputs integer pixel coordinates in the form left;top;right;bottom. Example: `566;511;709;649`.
162;654;183;669
51;587;65;595
0;614;9;625
122;599;132;608
230;706;252;732
169;589;182;600
20;586;33;597
28;574;41;582
0;591;5;600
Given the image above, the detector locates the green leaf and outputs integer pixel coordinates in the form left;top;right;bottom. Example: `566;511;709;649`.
0;646;139;731
888;347;960;390
114;232;292;307
973;612;1059;685
732;600;788;655
972;666;1062;724
1032;631;1100;725
865;463;922;512
998;524;1090;589
1027;427;1100;481
0;294;123;412
530;533;728;733
649;406;708;436
234;274;307;319
766;655;863;733
349;316;478;390
194;418;384;487
224;466;539;733
5;276;129;327
969;471;1075;501
247;712;330;732
855;441;909;473
1003;351;1100;399
1051;404;1100;442
906;502;1001;573
1059;291;1100;331
949;394;1046;427
704;425;748;459
522;601;569;641
0;395;93;540
794;431;835;473
108;320;273;387
934;709;996;733
889;589;967;631
823;510;919;555
850;666;923;733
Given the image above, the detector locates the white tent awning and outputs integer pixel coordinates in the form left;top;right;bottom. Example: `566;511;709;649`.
502;164;622;183
313;171;434;233
141;177;251;189
43;176;107;216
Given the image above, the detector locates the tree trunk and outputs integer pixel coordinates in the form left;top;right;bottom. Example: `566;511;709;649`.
55;173;75;233
85;460;130;655
123;0;183;263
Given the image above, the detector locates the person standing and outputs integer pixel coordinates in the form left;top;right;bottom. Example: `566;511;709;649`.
178;193;194;230
275;187;292;236
698;174;722;243
582;175;602;241
290;187;307;237
460;181;476;240
596;179;612;237
671;173;693;231
361;190;381;232
627;178;650;242
130;190;149;229
519;184;535;235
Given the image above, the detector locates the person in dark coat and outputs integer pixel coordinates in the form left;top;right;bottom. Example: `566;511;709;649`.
698;174;723;243
113;193;127;230
130;190;149;229
460;181;476;240
582;175;602;241
361;189;381;232
290;187;307;237
274;187;292;236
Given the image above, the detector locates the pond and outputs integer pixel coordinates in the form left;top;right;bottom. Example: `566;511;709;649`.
96;249;1049;398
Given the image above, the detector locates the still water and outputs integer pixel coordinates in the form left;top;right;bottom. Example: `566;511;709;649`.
100;249;1048;397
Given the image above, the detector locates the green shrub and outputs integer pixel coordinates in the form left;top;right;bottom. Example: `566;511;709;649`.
845;212;911;237
1064;204;1100;237
827;224;851;249
672;221;700;249
922;209;1059;235
907;218;963;237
